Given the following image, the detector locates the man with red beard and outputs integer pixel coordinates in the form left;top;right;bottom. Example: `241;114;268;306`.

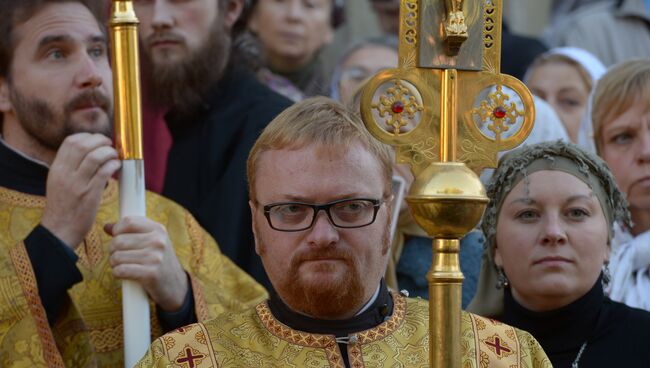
0;0;266;366
136;97;551;368
133;0;291;291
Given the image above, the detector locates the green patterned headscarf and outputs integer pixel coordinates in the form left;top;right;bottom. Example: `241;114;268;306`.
467;140;631;318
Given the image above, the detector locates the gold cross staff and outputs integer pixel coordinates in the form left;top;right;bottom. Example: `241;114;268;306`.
360;1;535;367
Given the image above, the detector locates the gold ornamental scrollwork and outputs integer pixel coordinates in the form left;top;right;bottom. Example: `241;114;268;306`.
403;0;419;45
481;0;501;73
398;136;440;174
483;0;496;49
371;79;424;136
457;139;491;166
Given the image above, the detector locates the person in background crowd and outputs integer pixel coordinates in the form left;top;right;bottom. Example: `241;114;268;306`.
329;36;399;106
590;60;650;311
469;141;650;367
248;0;343;97
549;0;605;24
368;0;400;35
133;0;292;289
318;0;381;88
524;47;606;147
136;97;551;368
547;0;650;66
0;0;266;365
500;22;549;81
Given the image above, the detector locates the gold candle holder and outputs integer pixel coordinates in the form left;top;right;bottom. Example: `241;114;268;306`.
110;0;143;160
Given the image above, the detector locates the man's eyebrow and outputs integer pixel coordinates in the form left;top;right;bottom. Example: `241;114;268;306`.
37;34;73;49
88;35;107;44
37;34;107;49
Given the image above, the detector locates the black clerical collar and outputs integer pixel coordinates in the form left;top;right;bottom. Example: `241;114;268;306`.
0;137;49;196
502;275;604;353
268;279;394;337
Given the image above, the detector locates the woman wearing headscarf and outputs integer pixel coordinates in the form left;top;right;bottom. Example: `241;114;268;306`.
524;47;606;152
469;141;650;367
590;60;650;311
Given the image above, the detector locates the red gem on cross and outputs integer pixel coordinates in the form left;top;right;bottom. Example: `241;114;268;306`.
391;101;405;114
493;107;507;119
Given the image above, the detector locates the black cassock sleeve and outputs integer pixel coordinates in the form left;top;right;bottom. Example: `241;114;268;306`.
156;273;197;333
24;224;83;325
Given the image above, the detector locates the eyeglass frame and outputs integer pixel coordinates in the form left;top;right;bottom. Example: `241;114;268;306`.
262;198;384;232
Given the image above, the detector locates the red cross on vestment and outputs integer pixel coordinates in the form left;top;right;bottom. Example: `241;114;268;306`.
176;347;205;368
485;336;512;357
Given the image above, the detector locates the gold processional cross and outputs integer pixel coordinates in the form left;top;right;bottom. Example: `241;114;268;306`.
359;1;535;367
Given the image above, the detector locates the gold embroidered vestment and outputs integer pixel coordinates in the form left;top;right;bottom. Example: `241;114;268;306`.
0;181;267;367
136;292;551;367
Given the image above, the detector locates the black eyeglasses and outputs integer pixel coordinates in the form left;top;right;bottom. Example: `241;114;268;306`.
262;198;383;232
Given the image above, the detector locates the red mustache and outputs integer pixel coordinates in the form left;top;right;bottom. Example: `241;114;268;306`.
291;247;355;267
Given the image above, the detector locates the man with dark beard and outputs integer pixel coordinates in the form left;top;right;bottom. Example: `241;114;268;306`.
0;0;266;366
136;97;551;368
134;0;292;290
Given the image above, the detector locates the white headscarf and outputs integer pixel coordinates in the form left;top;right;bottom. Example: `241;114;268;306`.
609;225;650;310
524;47;607;153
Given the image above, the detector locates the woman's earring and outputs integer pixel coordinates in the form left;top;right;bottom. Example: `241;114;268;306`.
496;268;509;289
602;261;611;286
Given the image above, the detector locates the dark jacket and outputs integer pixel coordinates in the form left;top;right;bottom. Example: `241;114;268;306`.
501;22;548;80
502;277;650;367
163;65;292;289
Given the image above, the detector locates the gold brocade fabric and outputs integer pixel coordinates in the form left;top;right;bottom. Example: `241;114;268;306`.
135;292;551;368
0;181;268;367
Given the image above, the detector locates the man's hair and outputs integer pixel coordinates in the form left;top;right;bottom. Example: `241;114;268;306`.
247;96;394;202
592;59;650;152
0;0;104;79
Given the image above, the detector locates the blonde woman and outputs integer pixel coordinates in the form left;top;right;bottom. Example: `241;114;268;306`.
591;60;650;311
